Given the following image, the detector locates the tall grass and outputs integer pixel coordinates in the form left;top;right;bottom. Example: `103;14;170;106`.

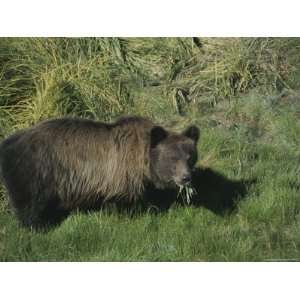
1;38;299;129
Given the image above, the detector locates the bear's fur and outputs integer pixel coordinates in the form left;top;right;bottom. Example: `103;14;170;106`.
0;116;199;228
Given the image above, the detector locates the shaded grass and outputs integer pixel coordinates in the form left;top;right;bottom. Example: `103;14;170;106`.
0;38;300;261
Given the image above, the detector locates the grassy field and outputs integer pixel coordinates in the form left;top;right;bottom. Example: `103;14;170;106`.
0;38;300;261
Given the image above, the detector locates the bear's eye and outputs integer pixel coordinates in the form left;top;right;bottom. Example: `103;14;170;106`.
186;151;193;161
188;155;196;166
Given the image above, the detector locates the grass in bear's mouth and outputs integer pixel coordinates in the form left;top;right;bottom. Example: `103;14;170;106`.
0;37;300;261
177;185;197;205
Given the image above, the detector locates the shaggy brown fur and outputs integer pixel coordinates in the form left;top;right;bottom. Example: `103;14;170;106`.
0;116;199;228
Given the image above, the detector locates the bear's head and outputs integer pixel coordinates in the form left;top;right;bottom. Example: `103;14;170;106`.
149;124;200;188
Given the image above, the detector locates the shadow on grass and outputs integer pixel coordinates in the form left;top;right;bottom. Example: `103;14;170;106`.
7;167;256;231
143;167;256;216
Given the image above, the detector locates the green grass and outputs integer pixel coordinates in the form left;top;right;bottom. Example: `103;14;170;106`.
0;38;300;261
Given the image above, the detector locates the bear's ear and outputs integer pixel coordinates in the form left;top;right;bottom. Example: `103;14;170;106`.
183;125;200;144
150;126;168;148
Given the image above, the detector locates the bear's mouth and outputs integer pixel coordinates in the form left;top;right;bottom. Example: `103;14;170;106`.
177;184;196;204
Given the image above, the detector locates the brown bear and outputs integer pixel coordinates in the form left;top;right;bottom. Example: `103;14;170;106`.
0;116;199;229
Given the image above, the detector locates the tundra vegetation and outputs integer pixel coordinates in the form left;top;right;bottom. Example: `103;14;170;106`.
0;38;299;261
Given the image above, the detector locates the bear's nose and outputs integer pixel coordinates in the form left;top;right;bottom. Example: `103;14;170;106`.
181;174;192;185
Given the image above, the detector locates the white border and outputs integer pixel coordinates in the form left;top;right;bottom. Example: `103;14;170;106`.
1;0;300;36
0;263;299;300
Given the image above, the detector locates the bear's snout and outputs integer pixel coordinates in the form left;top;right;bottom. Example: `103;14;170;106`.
180;174;192;185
